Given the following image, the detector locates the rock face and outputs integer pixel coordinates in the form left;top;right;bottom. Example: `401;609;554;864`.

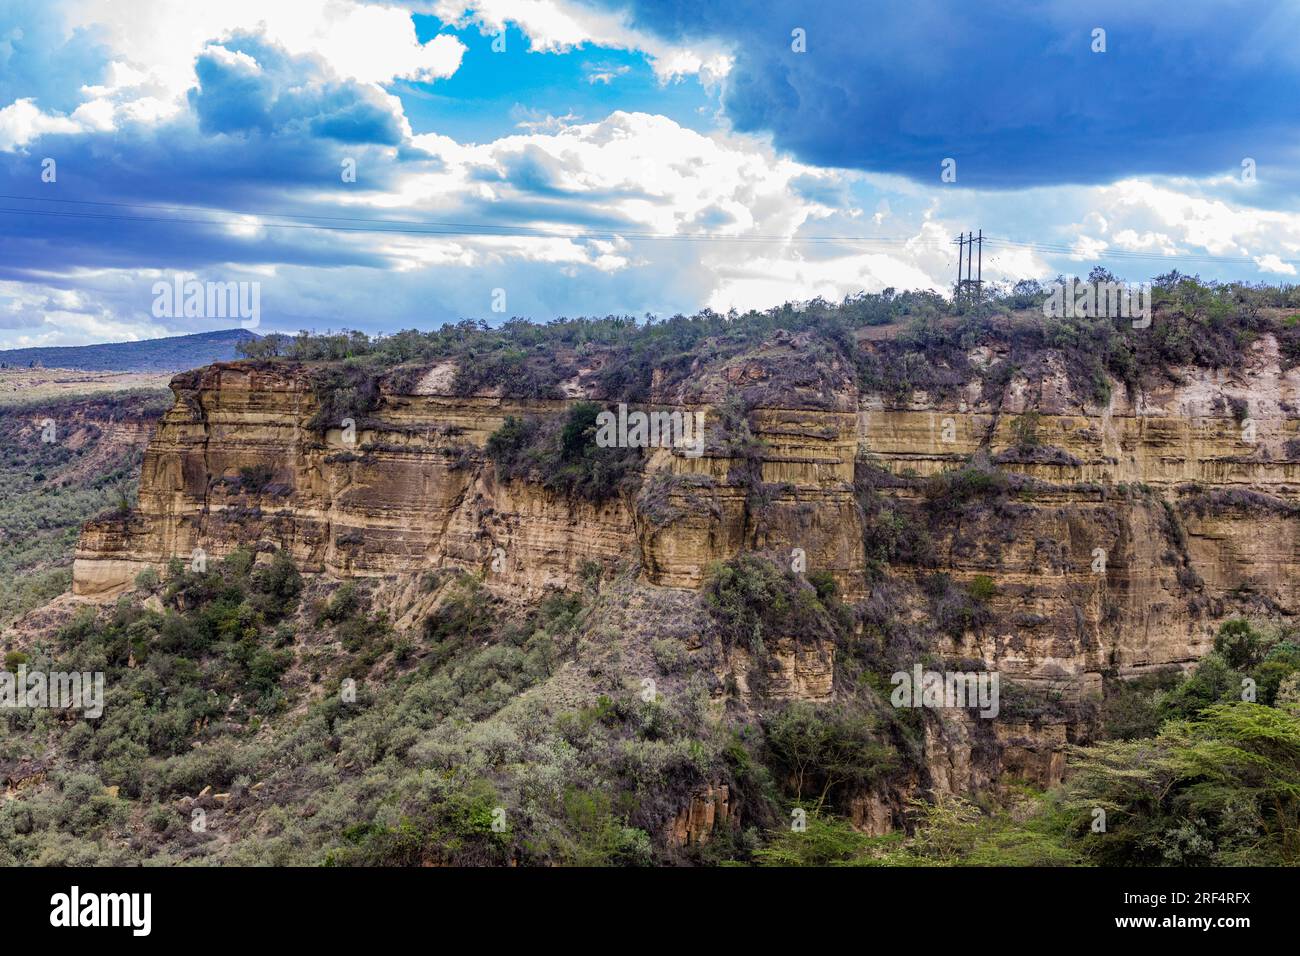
667;785;733;847
72;334;1300;813
74;358;868;602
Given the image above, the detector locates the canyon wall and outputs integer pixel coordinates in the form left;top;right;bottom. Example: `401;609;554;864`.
71;334;1300;798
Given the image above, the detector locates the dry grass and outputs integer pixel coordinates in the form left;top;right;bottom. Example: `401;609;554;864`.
0;367;172;407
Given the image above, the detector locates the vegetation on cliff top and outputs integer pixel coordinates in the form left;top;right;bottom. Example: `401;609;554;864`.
243;272;1300;418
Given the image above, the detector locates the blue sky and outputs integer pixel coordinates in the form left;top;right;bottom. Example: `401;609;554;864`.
1;0;1299;347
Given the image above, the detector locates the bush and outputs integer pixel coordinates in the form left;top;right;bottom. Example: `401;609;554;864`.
1254;641;1300;706
236;464;275;493
703;554;841;654
650;638;688;675
1156;654;1241;721
486;403;642;501
967;575;997;603
923;465;1009;508
423;577;499;667
251;552;303;621
753;811;880;866
307;361;382;433
1213;618;1269;670
1099;671;1183;740
318;582;363;625
762;702;897;810
133;567;160;591
1062;703;1300;865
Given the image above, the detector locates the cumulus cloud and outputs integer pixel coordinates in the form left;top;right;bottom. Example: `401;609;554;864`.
0;2;463;153
1049;180;1300;271
187;34;411;144
0;98;82;150
63;0;466;96
0;0;111;113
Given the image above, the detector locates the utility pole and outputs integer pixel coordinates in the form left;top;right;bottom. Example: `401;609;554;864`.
954;232;965;300
953;230;983;304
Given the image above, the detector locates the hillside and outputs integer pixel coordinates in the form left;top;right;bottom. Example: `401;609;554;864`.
0;386;169;628
0;329;259;374
3;276;1300;866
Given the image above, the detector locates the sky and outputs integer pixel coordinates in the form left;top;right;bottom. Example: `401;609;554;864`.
1;0;1299;347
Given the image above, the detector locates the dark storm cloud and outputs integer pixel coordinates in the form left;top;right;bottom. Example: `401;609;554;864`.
606;0;1300;188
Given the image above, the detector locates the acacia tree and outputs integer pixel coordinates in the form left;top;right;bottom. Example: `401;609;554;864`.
763;702;896;810
1063;703;1300;865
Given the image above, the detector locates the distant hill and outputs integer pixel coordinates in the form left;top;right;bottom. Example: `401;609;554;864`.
0;329;258;373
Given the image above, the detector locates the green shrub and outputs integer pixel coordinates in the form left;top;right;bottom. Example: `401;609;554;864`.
1099;670;1183;740
318;582;362;625
762;702;897;810
1213;618;1269;669
1061;703;1300;865
703;554;842;655
1156;653;1242;721
306;361;382;433
650;638;687;674
753;811;880;866
486;403;643;502
1254;641;1300;705
133;567;160;591
967;574;997;603
924;465;1008;507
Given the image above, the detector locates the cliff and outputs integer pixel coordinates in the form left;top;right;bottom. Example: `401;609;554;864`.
70;321;1300;807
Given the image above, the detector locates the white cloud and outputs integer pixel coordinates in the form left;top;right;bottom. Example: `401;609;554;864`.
706;250;936;314
59;0;466;117
70;97;117;131
0;98;81;150
390;112;840;270
585;62;631;85
430;0;733;80
1051;179;1300;272
1255;254;1297;276
0;278;170;348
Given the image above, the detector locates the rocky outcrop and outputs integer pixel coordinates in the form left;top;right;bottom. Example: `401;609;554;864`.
73;358;868;601
724;638;836;701
71;333;1300;816
667;784;733;847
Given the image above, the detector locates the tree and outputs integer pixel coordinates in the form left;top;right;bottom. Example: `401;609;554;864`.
1213;618;1267;669
763;702;896;809
1063;703;1300;865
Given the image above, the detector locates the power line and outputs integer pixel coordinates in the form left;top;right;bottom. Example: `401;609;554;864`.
0;194;936;246
981;236;1282;267
0;192;1296;268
